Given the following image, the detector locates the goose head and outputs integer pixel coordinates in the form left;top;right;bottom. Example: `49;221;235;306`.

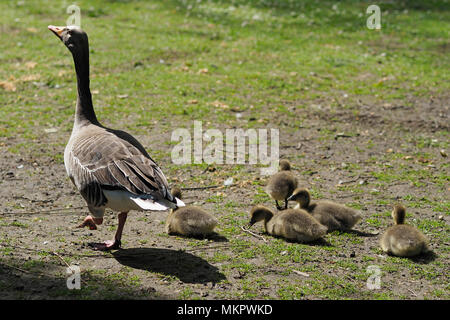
392;204;406;225
287;187;310;208
248;205;274;226
48;25;88;54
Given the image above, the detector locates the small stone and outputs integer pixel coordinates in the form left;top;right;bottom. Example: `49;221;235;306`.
224;177;234;186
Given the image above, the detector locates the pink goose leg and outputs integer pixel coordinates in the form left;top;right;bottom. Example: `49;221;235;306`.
85;212;129;251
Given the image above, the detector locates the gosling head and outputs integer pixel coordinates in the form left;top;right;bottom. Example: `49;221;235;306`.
287;188;311;208
248;205;274;226
279;159;292;171
171;187;182;200
392;204;406;225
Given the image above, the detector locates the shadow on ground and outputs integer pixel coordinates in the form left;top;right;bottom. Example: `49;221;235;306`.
113;247;227;284
0;257;167;299
408;251;439;264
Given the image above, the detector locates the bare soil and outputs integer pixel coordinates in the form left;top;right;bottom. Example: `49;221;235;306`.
0;93;448;300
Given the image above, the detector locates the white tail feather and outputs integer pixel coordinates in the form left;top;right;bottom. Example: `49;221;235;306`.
131;197;168;211
176;197;185;207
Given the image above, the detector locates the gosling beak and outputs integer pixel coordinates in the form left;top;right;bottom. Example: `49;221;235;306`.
48;25;64;39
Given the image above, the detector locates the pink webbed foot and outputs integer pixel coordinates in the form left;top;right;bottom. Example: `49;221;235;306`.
88;239;121;251
77;215;100;230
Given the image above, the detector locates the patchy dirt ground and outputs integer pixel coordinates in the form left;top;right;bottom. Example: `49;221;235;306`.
0;93;448;300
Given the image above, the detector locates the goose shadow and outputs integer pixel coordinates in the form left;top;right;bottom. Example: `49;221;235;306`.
112;247;226;284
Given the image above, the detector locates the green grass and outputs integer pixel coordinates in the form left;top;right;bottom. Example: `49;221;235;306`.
1;1;449;150
0;0;449;300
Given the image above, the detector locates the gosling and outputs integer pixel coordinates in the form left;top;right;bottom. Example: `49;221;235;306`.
165;188;218;237
287;188;362;232
248;205;327;243
380;204;429;257
265;160;298;210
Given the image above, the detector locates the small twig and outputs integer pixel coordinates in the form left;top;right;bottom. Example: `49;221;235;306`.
407;288;418;297
1;206;86;216
181;184;238;191
337;175;361;185
187;244;232;253
240;226;268;243
52;251;88;285
292;270;310;277
201;165;212;174
335;193;359;199
343;274;356;283
181;185;220;191
52;251;71;268
2;262;30;274
187;242;252;253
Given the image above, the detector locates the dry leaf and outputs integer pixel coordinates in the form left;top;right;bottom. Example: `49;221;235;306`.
188;99;198;104
58;70;69;77
198;68;209;74
0;81;16;92
211;101;229;109
418;157;430;163
20;74;40;82
25;61;37;69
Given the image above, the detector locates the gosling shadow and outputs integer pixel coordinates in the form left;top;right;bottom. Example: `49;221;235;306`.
405;250;438;264
307;237;333;247
112;247;226;284
265;233;333;247
337;229;380;237
168;232;228;242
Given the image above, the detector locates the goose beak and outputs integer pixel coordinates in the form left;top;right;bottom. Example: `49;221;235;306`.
286;195;294;201
48;25;64;39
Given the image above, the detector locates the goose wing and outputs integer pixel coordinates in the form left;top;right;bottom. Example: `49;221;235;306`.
67;129;174;208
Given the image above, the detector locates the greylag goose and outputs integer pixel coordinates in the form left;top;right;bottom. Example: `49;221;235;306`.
380;204;429;257
165;188;218;237
48;26;183;251
265;159;298;210
288;188;361;232
247;205;327;242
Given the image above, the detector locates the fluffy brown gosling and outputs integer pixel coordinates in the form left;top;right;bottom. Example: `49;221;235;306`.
265;160;298;210
287;188;362;232
165;188;218;237
248;205;327;243
380;204;429;257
